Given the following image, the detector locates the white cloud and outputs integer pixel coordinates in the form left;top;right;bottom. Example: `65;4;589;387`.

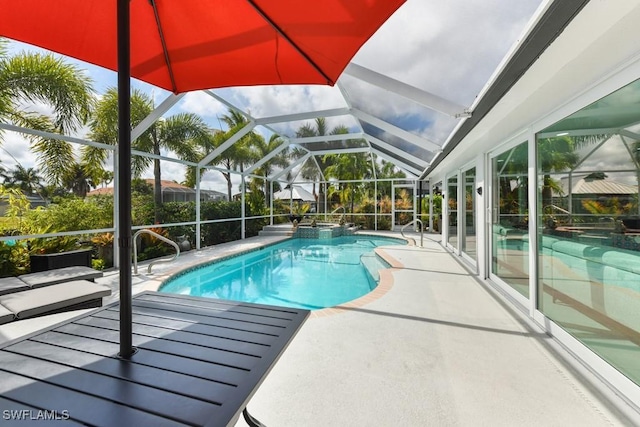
1;132;35;169
354;0;542;105
178;92;228;121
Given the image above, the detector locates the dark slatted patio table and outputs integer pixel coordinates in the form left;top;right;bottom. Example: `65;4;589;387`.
0;291;310;426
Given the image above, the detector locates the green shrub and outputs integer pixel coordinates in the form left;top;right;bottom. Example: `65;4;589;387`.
158;202;196;242
0;241;29;277
23;197;113;232
200;201;243;245
92;259;106;271
137;244;173;262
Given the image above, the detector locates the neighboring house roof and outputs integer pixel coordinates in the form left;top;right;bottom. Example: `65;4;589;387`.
558;175;637;195
86;187;113;196
87;179;226;199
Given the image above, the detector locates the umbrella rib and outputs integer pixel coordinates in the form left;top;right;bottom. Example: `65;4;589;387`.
149;0;177;93
246;0;334;85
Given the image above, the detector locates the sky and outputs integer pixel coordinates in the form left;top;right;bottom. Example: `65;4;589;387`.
1;0;545;194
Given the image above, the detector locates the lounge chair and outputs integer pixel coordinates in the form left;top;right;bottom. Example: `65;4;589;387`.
0;277;30;296
0;266;103;296
18;265;103;288
0;280;111;324
0;304;14;325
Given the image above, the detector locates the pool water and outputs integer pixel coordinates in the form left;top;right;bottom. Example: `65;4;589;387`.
160;235;405;310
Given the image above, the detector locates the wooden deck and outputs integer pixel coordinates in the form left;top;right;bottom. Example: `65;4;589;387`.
0;292;310;426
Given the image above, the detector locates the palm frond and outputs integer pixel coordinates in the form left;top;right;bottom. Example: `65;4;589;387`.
0;52;94;133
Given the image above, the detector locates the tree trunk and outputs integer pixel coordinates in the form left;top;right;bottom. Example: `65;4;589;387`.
224;172;232;201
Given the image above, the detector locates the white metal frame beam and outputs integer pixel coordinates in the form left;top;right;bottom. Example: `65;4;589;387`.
203;90;287;138
371;148;421;177
311;155;326;181
131;93;185;141
351;108;442;152
203;89;254;121
365;134;428;169
311;147;370;156
198;121;256;166
344;63;469;118
244;140;291;175
0;123;114;150
271;153;311;180
255;108;350;126
289;132;364;144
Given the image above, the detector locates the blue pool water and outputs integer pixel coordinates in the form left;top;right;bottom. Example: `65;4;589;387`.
160;235;406;310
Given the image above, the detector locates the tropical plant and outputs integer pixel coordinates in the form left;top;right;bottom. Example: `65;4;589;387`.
195;109;256;201
61;162;92;197
87;87;210;222
249;133;290;203
23;197;112;233
293;117;353;198
537;136;580;209
324;151;373;216
0;240;29;277
0;185;31;232
0;39;95;188
2;164;43;195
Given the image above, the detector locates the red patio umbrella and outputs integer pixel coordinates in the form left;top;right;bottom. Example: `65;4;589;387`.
0;0;405;357
0;0;404;93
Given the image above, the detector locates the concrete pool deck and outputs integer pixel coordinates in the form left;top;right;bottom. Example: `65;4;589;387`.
0;232;638;425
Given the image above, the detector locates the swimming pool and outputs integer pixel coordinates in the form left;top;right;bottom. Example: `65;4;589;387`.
160;235;406;310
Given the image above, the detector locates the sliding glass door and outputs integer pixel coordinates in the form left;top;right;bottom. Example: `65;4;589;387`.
490;141;529;297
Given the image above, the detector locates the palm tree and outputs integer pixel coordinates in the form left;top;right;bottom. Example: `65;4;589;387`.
194;109;256;201
249;134;290;202
88;169;114;189
0;39;95;186
220;110;257;177
62;163;91;198
3;164;43;195
537;136;580;210
87;87;210;222
324;151;373;216
293;117;352;202
372;157;406;198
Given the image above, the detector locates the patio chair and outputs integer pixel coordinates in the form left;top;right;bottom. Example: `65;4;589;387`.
0;266;103;297
0;280;112;324
18;266;103;288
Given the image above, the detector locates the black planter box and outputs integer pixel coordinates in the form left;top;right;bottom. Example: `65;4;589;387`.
30;248;93;272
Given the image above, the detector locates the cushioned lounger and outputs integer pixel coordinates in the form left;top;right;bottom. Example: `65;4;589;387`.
0;277;30;296
18;266;103;289
0;305;15;325
0;280;111;320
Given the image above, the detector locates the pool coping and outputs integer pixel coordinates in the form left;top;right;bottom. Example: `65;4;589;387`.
142;233;414;316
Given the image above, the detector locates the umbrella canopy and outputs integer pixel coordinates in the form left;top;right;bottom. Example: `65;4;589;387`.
274;185;316;202
0;0;404;358
0;0;405;93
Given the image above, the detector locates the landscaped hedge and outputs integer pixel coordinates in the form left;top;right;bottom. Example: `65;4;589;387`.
0;194;267;276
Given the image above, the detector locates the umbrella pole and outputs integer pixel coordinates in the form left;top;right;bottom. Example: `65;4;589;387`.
117;0;135;358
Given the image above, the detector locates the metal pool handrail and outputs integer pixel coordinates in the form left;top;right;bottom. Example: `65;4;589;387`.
133;229;180;275
328;206;346;223
330;206;345;215
401;219;424;247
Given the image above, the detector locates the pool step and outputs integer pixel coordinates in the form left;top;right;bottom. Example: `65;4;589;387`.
360;253;382;283
259;224;296;237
